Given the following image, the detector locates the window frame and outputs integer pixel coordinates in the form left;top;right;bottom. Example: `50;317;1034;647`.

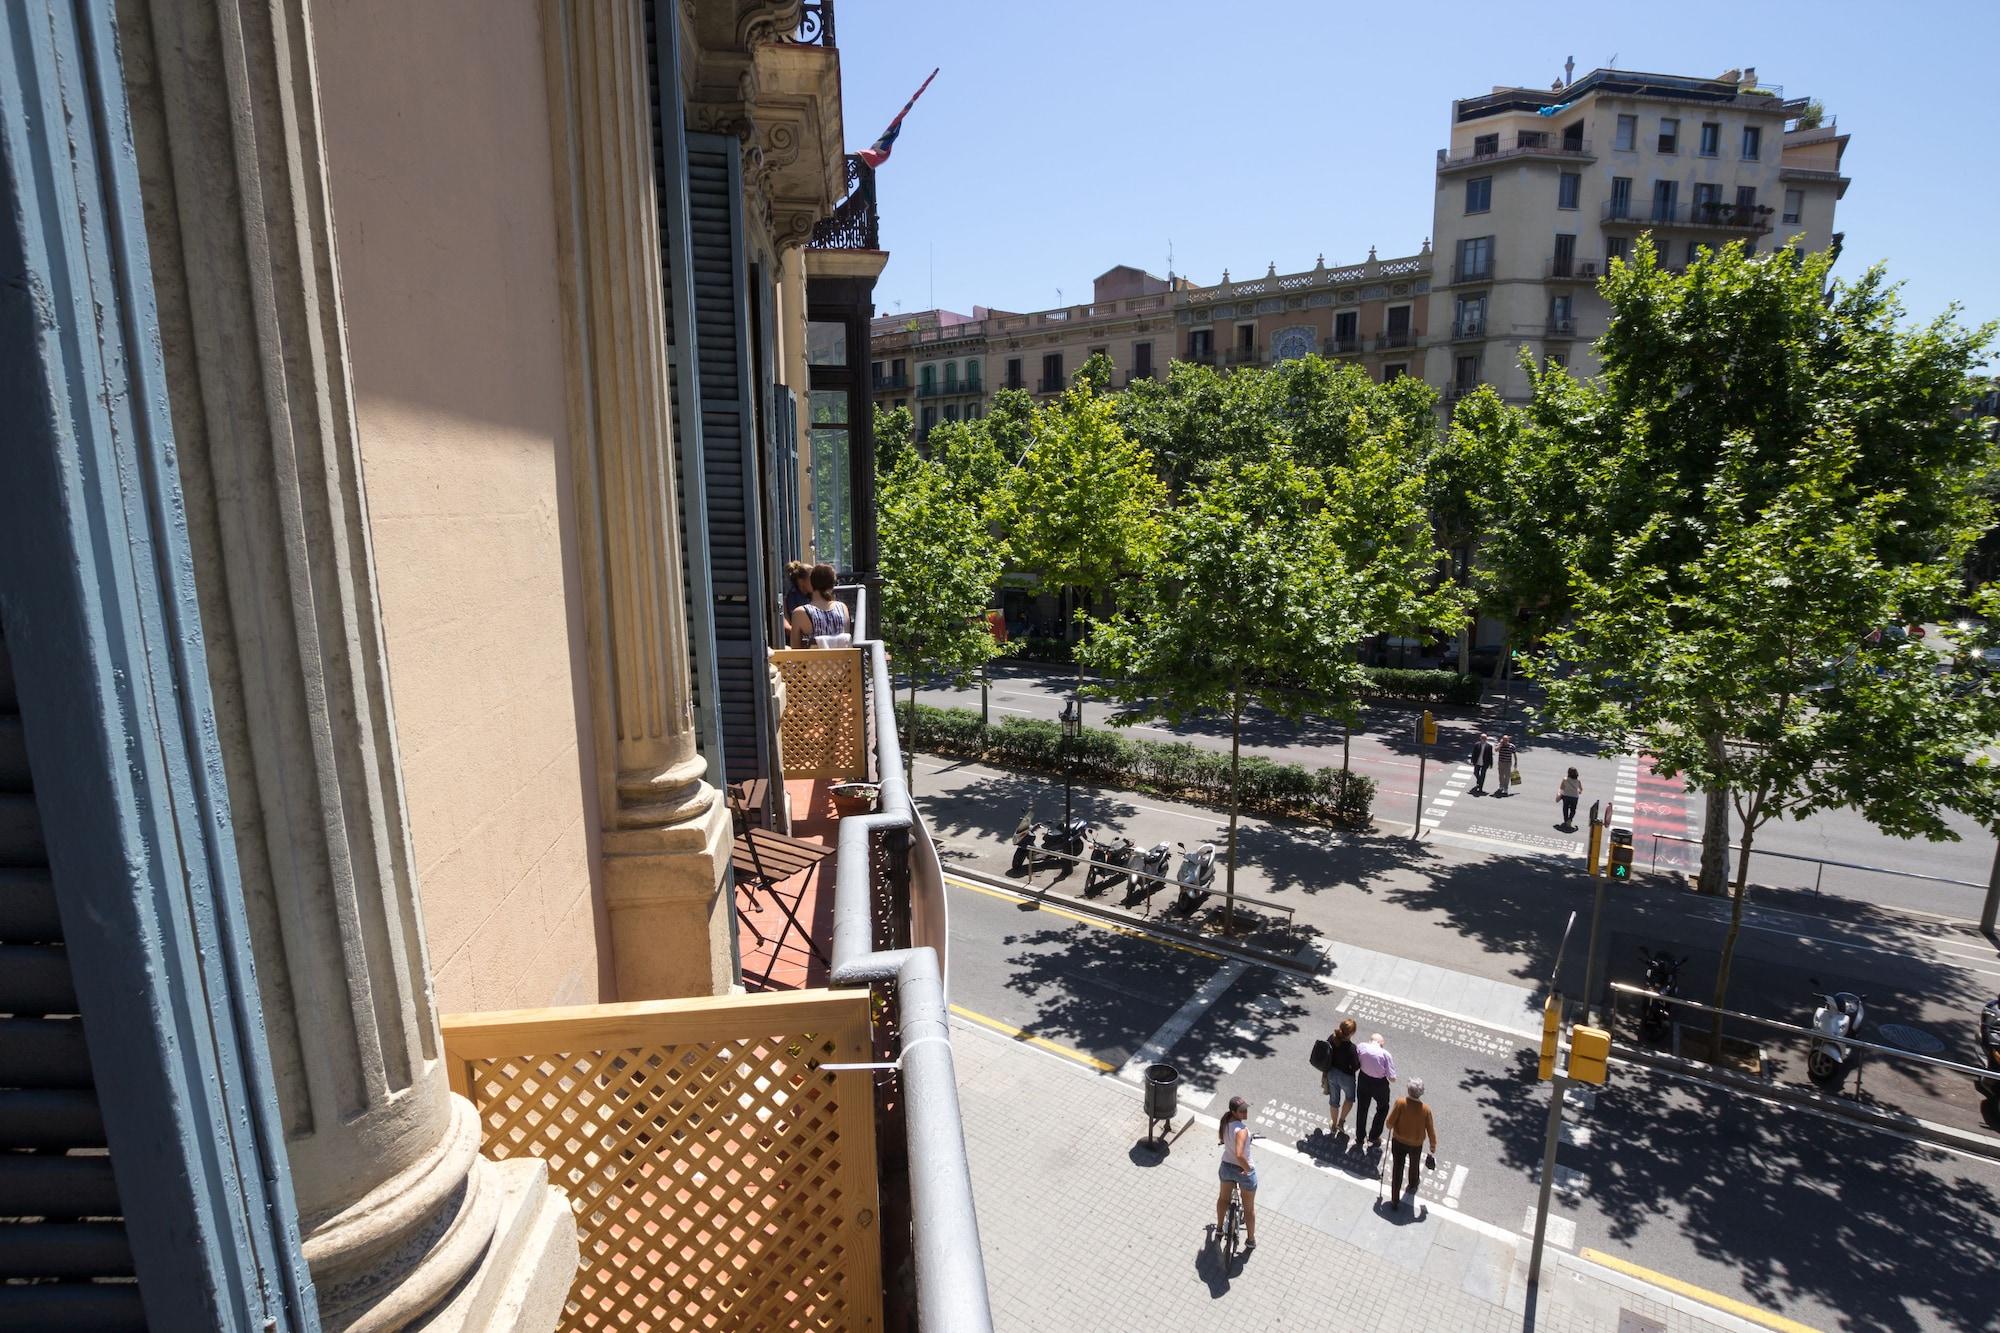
1614;114;1636;151
1741;124;1762;159
1557;172;1580;210
1698;122;1721;157
1465;175;1492;214
1657;117;1680;154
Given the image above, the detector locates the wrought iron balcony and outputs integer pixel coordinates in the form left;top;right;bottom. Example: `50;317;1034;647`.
1546;318;1578;338
1449;261;1494;286
1224;344;1263;366
1374;330;1415;350
1124;367;1157;385
779;0;836;46
1323;335;1361;355
1036;376;1064;393
1451;318;1486;340
1546;256;1602;281
440;585;990;1333
1184;346;1217;366
808;154;879;251
1602;200;1775;233
873;372;910;391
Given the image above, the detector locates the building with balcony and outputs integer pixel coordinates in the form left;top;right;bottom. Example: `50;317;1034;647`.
1424;64;1848;404
1178;248;1433;381
0;1;986;1329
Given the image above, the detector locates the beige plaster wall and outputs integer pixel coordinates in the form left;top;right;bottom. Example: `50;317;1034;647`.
313;0;612;1012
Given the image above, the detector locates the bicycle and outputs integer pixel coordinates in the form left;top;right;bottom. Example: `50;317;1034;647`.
1220;1177;1244;1256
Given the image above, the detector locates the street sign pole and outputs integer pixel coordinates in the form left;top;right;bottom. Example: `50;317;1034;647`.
1413;749;1426;845
1982;835;1999;938
1582;876;1607;1026
1527;1072;1567;1286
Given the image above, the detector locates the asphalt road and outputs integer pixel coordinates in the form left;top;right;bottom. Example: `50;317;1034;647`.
944;872;2000;1332
913;664;1997;919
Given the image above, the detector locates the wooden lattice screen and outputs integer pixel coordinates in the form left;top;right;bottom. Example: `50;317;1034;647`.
442;990;882;1332
771;648;866;780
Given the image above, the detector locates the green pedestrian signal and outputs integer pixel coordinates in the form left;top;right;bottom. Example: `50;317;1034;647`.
1608;828;1634;880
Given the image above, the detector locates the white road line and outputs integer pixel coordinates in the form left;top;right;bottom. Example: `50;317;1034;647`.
1560;1122;1593;1149
1444;1163;1469;1208
1115;960;1248;1083
1520;1205;1577;1249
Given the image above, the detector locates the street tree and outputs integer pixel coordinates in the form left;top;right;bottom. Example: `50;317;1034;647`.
993;381;1164;654
874;403;914;474
877;449;1006;789
1530;239;2000;1040
1081;452;1370;931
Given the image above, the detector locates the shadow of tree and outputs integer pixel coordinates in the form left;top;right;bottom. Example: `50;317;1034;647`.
1462;1050;2000;1331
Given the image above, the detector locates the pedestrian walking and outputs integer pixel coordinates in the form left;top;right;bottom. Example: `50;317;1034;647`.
1383;1078;1439;1210
1470;733;1495;794
1215;1095;1257;1249
1322;1019;1361;1138
1495;736;1517;797
1557;767;1583;831
1353;1031;1397;1149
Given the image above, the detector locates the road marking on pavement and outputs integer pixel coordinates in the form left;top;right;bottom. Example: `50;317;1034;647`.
1578;1249;1826;1333
1560;1122;1593;1149
1116;960;1248;1084
1444;1163;1468;1208
946;1003;1116;1072
942;872;1221;960
1520;1205;1576;1249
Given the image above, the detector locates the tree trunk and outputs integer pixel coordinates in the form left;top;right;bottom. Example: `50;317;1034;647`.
1707;809;1761;1054
1226;681;1242;937
1491;632;1512;717
1696;730;1730;896
1342;722;1351;778
1458;548;1474;675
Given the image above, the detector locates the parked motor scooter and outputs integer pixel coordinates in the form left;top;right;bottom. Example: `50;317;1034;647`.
1637;948;1688;1042
1806;979;1867;1089
1977;993;2000;1125
1174;840;1217;915
1126;841;1173;905
1083;831;1135;897
1009;809;1088;875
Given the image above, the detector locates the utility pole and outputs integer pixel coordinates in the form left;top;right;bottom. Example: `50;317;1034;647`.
1411;710;1436;844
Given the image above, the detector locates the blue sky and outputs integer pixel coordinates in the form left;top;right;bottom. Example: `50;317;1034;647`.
834;0;1997;341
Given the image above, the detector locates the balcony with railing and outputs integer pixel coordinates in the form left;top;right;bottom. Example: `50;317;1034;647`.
1373;330;1416;351
1546;255;1602;281
1437;136;1594;173
1183;346;1218;366
1546;318;1578;339
1601;200;1775;233
1448;261;1494;286
1323;335;1362;356
440;588;989;1333
1224;343;1264;367
808;153;880;252
1124;366;1157;386
874;372;911;392
1036;376;1065;393
1451;316;1487;341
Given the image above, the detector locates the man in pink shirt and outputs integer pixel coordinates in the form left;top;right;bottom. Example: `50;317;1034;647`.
1353;1032;1396;1149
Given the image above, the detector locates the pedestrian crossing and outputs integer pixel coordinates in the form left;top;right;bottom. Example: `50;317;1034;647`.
1421;761;1474;831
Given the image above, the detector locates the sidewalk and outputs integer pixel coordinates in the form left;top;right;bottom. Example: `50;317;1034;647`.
951;1011;1764;1333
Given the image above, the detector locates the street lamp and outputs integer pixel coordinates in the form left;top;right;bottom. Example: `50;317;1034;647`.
1060;696;1081;829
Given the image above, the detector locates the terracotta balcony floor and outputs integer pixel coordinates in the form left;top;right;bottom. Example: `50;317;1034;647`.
736;777;843;991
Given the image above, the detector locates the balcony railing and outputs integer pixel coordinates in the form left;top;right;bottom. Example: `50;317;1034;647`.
1124;367;1157;386
874;373;910;391
780;0;836;45
1449;262;1494;286
1374;330;1415;350
1602;200;1775;233
1451;318;1486;340
1546;256;1602;281
1184;346;1217;366
1323;335;1361;356
1036;376;1064;393
440;586;990;1333
1546;318;1578;338
1436;138;1593;172
1224;344;1263;366
809;153;879;251
917;380;982;398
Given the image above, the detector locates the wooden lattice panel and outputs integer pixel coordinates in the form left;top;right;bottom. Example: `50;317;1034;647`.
772;649;866;780
443;990;881;1332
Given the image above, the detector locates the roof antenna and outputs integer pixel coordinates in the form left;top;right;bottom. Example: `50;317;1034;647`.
1606;52;1619;69
1564;55;1575;86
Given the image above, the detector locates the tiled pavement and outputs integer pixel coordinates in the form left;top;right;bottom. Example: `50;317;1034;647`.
952;1012;1766;1333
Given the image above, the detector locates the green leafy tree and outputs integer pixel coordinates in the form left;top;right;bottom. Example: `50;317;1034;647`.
993;382;1165;656
874;403;914;474
1082;452;1369;930
878;450;1006;789
1531;239;1999;1039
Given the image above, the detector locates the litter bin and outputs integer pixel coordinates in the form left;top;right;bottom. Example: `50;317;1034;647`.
1143;1063;1178;1146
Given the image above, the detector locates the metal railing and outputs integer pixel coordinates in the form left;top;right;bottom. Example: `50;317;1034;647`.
1323;335;1361;355
829;583;994;1332
1035;376;1064;393
1451;318;1486;340
1224;344;1263;366
1645;831;1985;897
1546;256;1601;281
808;153;877;250
1436;138;1593;171
1546;319;1577;338
1374;330;1414;350
1603;200;1775;231
1607;983;1997;1085
1012;842;1298;924
1184;347;1217;366
873;373;910;391
1450;262;1494;286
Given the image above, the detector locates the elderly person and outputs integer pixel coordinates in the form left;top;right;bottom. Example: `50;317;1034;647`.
1383;1078;1439;1209
1353;1031;1397;1150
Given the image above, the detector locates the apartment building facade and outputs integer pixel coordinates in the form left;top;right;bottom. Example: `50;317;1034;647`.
872;249;1433;431
1424;66;1849;403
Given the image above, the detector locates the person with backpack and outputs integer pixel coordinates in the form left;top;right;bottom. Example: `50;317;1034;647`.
1382;1078;1439;1210
1319;1018;1361;1138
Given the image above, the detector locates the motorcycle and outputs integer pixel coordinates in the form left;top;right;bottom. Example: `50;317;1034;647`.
1008;810;1089;875
1083;831;1135;897
1125;840;1173;905
1806;980;1866;1089
1977;994;2000;1125
1173;840;1217;915
1637;948;1688;1042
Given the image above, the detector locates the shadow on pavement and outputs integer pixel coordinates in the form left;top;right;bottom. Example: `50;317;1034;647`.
1463;1050;2000;1331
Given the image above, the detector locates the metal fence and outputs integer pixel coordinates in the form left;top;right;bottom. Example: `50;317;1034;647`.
1646;831;1985;898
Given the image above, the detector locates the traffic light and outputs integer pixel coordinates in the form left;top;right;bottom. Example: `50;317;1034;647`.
1420;709;1437;746
1538;995;1561;1080
1608;828;1634;880
1569;1025;1611;1085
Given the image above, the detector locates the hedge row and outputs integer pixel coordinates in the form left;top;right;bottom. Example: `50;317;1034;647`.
897;702;1375;826
1361;668;1483;706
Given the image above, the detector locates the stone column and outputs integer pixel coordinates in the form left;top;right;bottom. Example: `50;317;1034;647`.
116;0;574;1326
542;0;734;998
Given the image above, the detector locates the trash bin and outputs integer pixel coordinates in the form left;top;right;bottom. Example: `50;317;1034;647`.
1144;1063;1179;1122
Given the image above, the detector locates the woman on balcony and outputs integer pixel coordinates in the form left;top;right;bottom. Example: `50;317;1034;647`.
789;563;852;648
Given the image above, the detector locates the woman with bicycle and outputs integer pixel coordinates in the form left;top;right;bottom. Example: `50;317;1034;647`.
1215;1095;1257;1250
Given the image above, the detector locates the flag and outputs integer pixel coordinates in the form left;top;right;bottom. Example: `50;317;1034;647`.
858;68;938;169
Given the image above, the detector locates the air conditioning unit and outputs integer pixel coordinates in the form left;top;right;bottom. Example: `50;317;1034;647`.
1578;261;1600;277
